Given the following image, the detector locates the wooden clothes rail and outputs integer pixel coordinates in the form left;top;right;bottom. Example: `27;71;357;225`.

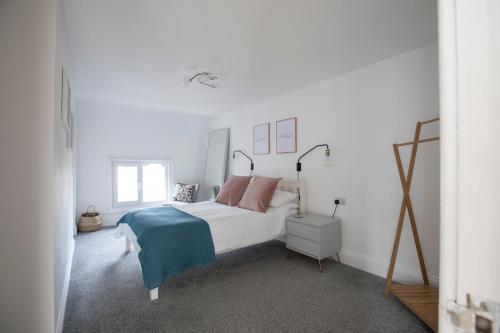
384;117;440;332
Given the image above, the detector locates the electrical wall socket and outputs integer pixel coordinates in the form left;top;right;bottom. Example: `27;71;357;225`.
335;197;346;205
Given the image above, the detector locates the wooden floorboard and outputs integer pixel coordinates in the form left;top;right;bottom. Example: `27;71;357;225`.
391;284;439;332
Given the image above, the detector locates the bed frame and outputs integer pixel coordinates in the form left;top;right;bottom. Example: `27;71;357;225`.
123;178;306;301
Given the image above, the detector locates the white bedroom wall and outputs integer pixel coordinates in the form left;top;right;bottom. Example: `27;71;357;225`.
0;0;57;332
53;1;76;332
212;44;440;284
76;99;213;225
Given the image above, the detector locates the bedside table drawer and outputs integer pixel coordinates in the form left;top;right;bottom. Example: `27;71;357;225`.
287;234;319;258
287;221;319;241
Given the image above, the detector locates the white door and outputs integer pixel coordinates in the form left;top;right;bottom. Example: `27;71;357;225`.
439;0;500;332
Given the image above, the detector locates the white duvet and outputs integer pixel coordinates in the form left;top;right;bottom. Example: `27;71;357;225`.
115;201;298;254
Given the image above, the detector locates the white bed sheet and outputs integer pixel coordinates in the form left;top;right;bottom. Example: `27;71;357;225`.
115;201;298;254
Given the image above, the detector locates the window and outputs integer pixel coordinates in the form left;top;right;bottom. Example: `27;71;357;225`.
112;159;169;208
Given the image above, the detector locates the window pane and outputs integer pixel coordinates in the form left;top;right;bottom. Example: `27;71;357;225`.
143;163;166;202
116;165;138;202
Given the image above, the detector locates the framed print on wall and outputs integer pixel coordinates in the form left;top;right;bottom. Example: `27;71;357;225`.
61;67;71;131
276;117;297;153
253;123;270;155
66;112;74;150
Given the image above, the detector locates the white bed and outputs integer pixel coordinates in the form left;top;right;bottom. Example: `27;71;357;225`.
116;200;298;254
115;179;305;300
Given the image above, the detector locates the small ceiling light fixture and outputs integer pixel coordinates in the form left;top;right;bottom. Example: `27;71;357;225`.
188;72;218;88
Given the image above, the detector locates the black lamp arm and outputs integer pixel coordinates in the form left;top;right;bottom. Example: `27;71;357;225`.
233;150;254;170
296;144;329;171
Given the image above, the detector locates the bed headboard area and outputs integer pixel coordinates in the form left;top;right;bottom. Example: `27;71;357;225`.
277;179;306;213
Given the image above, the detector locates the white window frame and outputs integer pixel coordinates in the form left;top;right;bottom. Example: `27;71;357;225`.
111;159;170;209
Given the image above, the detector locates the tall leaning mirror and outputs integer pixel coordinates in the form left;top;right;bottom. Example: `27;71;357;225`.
200;128;230;201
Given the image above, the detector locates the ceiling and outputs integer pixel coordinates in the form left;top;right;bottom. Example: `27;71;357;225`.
63;0;437;114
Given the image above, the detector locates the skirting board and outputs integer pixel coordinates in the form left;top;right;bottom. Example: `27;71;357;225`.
56;238;75;333
101;212;126;226
339;248;439;286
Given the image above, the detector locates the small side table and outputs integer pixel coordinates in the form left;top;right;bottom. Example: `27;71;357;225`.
286;213;341;272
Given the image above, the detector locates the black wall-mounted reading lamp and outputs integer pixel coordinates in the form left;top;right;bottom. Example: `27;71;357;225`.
295;144;331;218
296;144;330;173
232;150;254;175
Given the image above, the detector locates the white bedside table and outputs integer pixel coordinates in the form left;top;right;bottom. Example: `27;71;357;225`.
286;213;341;272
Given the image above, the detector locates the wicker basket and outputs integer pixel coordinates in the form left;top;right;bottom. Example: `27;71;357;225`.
78;205;102;232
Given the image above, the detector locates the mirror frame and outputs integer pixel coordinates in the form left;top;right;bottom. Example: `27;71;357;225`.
201;128;230;201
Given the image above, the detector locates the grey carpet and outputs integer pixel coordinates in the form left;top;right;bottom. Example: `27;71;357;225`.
63;228;431;333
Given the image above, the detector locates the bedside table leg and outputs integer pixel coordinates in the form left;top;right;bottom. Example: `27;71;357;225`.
336;252;341;264
318;259;322;272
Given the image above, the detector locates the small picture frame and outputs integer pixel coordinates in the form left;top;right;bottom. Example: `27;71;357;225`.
276;117;297;153
61;68;71;131
66;112;74;150
253;123;270;155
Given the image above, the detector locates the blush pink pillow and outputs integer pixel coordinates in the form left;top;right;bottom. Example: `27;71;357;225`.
215;176;252;206
238;176;282;213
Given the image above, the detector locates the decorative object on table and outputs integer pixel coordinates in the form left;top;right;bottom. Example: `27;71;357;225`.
295;144;331;217
384;117;440;332
78;205;102;232
172;183;200;203
232;150;254;175
286;213;341;272
276;178;306;216
276;117;297;153
253;123;270;155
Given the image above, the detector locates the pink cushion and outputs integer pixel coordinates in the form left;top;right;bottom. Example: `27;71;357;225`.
238;176;282;213
215;176;252;206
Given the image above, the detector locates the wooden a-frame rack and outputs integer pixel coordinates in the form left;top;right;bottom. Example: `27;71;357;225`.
384;117;439;332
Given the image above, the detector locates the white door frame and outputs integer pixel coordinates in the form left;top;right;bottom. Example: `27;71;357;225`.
438;0;500;331
438;0;459;331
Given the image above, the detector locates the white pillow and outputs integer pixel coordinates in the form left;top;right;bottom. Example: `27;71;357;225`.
269;190;298;208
